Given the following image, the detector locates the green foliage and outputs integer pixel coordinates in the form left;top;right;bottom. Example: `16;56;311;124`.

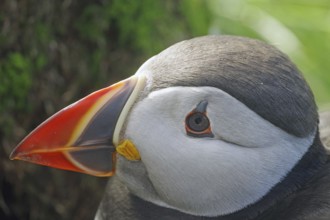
0;53;32;111
180;0;211;36
0;51;48;139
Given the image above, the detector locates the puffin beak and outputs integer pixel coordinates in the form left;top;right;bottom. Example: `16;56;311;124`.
9;75;145;177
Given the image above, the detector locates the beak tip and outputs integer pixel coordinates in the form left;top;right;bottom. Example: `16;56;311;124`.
9;145;26;161
9;153;24;161
9;149;17;160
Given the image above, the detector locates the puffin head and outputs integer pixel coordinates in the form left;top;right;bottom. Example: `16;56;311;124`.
10;36;325;217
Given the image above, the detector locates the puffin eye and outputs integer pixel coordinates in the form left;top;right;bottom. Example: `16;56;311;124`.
185;101;214;138
186;112;210;132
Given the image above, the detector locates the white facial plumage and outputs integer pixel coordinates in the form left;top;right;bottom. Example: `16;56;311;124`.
116;71;315;217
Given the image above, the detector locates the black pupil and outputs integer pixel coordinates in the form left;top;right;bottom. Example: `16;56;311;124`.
188;112;209;132
194;117;202;124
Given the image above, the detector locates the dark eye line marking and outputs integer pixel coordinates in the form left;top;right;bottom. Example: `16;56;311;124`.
195;100;208;113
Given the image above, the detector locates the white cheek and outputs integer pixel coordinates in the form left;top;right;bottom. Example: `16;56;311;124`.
124;87;314;216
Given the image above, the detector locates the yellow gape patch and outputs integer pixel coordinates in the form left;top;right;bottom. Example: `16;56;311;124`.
116;140;141;161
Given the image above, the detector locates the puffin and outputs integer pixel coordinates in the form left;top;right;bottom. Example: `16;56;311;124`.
10;35;330;220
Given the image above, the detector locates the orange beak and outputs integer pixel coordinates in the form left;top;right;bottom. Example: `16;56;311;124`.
10;75;145;177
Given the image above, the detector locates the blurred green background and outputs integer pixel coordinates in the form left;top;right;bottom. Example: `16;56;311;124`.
1;0;329;219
